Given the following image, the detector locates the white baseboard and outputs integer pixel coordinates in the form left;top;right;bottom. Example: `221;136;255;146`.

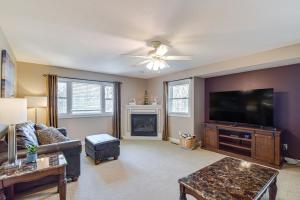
284;157;300;165
169;137;180;144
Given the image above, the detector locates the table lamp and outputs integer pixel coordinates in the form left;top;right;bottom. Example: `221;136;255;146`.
0;98;27;166
25;96;48;123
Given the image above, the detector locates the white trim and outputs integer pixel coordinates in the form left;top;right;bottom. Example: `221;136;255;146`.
57;78;114;118
59;113;113;119
168;113;191;118
168;79;192;116
124;104;162;140
169;137;180;144
123;136;162;140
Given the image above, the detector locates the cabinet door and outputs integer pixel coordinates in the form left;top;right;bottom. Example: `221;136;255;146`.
254;133;274;164
204;127;218;149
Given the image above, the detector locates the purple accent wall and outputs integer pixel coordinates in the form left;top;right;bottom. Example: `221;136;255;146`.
205;64;300;159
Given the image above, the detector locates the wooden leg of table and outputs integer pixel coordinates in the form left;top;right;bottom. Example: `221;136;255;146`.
58;173;67;200
6;185;14;200
95;160;101;165
269;178;277;200
57;175;60;193
179;184;187;200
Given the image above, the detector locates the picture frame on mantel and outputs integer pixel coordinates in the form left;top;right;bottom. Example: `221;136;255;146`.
1;49;15;98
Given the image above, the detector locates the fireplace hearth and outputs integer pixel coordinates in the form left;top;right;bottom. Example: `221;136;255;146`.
131;114;157;136
125;105;162;140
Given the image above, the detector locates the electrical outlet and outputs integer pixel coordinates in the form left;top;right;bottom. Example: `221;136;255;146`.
283;144;288;151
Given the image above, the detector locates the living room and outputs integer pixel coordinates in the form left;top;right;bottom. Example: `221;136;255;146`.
0;1;300;200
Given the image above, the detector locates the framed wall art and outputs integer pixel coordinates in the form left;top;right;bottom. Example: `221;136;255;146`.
1;49;15;98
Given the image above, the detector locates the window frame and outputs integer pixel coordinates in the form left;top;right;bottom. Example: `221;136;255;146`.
57;78;114;119
168;79;192;117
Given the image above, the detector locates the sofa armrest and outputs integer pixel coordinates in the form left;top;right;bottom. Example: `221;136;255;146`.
57;128;67;137
37;140;82;155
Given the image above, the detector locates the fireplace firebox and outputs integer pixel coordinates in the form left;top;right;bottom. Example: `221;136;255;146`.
131;114;157;136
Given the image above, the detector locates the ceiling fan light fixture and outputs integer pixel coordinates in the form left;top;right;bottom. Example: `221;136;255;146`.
152;60;160;71
155;44;168;56
146;61;153;70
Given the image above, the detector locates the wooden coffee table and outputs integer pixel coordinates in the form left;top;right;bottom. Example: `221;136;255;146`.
178;157;278;200
0;153;67;200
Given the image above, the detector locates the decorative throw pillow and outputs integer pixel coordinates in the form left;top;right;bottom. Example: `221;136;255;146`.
14;122;39;149
37;127;70;145
35;123;48;131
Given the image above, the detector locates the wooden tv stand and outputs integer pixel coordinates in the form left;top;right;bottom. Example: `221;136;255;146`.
202;122;282;168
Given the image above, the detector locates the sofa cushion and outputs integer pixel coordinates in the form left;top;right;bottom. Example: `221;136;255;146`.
35;123;48;131
37;127;70;145
14;122;39;149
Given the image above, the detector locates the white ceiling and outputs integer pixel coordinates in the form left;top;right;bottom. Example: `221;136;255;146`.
1;0;300;79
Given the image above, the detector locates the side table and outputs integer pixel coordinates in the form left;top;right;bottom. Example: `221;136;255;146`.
0;153;67;200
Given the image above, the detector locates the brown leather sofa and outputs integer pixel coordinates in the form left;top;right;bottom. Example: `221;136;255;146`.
0;123;82;193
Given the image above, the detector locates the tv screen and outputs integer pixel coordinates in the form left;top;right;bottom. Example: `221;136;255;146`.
209;88;274;127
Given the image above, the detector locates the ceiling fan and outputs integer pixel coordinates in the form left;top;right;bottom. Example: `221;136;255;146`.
129;41;191;72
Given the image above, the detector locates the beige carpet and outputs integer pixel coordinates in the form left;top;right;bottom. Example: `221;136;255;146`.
17;140;300;200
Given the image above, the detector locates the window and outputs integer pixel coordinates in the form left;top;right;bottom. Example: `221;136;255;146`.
168;79;191;116
72;82;101;115
57;78;114;117
58;81;67;114
104;85;114;113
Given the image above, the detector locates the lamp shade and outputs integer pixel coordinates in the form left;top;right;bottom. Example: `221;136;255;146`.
25;96;48;108
0;98;27;125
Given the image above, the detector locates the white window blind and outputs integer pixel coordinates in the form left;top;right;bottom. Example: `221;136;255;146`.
57;78;114;117
58;81;67;114
72;82;101;114
104;85;114;113
168;79;191;116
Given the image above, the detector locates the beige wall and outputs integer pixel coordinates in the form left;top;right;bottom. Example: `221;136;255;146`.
15;42;300;142
16;62;147;140
146;73;205;140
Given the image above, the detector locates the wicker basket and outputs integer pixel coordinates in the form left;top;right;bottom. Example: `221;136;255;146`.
180;137;197;150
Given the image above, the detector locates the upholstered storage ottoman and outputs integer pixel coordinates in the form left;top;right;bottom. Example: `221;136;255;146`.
85;133;120;165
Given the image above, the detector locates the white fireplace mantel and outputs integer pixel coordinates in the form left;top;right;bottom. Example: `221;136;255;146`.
124;104;162;140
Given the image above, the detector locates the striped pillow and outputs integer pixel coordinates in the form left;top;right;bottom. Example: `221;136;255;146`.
37;127;70;145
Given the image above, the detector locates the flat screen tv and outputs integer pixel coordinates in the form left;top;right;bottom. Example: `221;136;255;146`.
209;88;274;127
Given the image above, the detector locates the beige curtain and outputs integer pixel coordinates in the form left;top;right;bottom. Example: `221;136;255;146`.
47;75;58;127
162;81;169;141
113;82;121;139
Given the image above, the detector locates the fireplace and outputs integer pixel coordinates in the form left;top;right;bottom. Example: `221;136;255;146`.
131;114;157;136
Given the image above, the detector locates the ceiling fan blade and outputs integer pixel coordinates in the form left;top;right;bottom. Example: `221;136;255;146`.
138;60;151;65
163;56;192;60
128;55;150;59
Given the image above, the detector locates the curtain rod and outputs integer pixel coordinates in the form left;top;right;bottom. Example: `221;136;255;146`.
43;74;122;84
167;77;193;83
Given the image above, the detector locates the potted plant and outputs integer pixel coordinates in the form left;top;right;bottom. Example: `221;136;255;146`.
25;144;38;163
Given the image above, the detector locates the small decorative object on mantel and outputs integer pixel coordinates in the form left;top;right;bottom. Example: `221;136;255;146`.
179;131;197;150
26;144;38;163
129;98;136;105
152;97;158;105
144;90;149;105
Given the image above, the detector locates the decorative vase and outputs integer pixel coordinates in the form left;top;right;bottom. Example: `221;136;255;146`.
27;152;38;163
144;90;149;105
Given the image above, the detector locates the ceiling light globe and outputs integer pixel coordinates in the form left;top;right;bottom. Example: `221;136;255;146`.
146;62;153;70
153;60;160;71
156;45;168;56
